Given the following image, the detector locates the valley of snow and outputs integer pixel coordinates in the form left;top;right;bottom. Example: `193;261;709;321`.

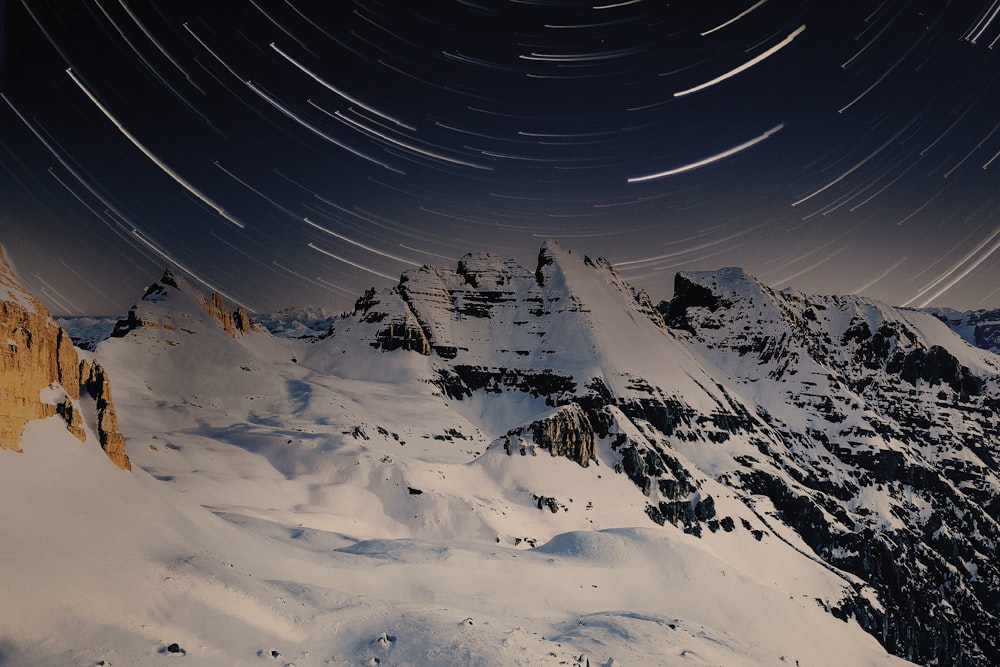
9;241;991;665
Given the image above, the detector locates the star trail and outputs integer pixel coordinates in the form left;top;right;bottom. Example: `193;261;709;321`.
2;1;1000;315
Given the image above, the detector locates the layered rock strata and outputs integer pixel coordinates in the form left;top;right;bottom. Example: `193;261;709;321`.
0;247;129;470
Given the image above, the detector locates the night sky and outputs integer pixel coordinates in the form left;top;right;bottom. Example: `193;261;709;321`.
2;1;1000;316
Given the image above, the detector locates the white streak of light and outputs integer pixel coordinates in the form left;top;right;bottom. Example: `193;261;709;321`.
627;124;783;183
616;221;771;266
700;1;768;36
674;25;805;97
852;256;908;293
905;227;1000;307
272;260;356;297
117;0;205;93
895;182;951;227
966;0;1000;44
183;22;244;80
33;273;83;315
65;68;247;229
848;159;921;212
769;246;848;287
303;217;420;266
211;161;302;220
307;243;397;281
984;147;1000;170
593;0;642;8
3;92;138;230
92;0;218;131
400;244;455;261
58;258;123;312
47;168;133;242
943;120;1000;178
270;42;414;130
838;33;923;113
322;104;492;170
841;2;907;69
316;276;357;295
976;281;1000;306
282;1;342;44
792;118;916;207
245;80;404;174
249;0;316;56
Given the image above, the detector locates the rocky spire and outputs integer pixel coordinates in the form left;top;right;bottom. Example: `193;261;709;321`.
202;291;253;337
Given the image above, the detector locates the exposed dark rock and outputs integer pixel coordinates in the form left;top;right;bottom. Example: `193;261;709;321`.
930;307;1000;354
526;403;595;467
435;365;576;401
371;317;430;355
534;244;555;286
664;272;732;331
353;287;381;317
501;403;596;468
533;494;565;513
662;267;1000;666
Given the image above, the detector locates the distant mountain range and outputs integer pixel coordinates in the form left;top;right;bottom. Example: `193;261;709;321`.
924;307;1000;355
6;241;998;665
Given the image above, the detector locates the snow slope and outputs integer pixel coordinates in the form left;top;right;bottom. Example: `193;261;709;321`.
3;419;909;666
8;241;991;665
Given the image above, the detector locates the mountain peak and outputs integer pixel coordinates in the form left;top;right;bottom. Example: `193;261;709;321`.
673;267;767;305
112;270;255;340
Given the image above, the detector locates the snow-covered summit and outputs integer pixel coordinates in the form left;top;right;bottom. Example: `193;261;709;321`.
110;268;257;340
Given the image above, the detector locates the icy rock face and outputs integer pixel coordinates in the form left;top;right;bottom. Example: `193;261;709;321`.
927;307;1000;354
81;360;131;471
499;403;596;467
329;242;765;542
0;247;129;469
668;268;1000;666
1;247;80;450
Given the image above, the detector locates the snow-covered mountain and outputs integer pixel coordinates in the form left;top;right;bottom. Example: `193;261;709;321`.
661;267;1000;664
925;306;1000;355
4;240;998;665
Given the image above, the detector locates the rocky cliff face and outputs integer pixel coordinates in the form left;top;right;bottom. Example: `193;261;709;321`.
0;247;129;470
311;244;1000;666
928;307;1000;354
202;291;253;337
81;360;131;471
665;267;1000;666
1;247;82;451
498;403;596;467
